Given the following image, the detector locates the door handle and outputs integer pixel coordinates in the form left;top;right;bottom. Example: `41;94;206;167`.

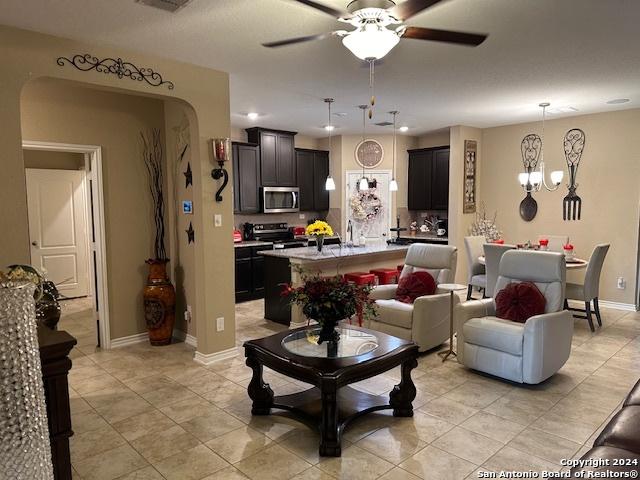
31;241;38;246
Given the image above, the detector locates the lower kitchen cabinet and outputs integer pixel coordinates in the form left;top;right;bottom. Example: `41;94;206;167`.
235;245;272;302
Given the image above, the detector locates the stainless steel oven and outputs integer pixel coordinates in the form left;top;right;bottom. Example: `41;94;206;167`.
262;187;299;213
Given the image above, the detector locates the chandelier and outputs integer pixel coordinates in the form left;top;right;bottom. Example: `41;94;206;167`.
518;103;564;192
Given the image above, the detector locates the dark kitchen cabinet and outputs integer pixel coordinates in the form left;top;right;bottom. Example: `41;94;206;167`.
232;142;260;214
407;146;450;211
246;127;297;187
295;148;330;211
235;245;272;302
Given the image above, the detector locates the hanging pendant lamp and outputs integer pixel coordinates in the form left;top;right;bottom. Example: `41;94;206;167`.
389;110;399;192
358;104;369;191
323;98;336;191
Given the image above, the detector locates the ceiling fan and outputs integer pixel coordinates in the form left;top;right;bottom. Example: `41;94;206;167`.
263;0;488;60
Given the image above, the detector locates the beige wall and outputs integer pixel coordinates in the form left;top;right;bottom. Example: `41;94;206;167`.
449;126;483;285
23;149;84;170
0;25;232;355
481;109;640;304
230;126;319;150
21;79;165;340
418;129;451;149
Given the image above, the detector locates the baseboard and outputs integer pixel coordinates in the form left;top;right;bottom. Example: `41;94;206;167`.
598;300;637;312
194;346;238;366
185;334;197;348
110;332;148;348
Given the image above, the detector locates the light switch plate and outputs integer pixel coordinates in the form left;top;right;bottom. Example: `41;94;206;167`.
214;214;222;227
216;317;224;331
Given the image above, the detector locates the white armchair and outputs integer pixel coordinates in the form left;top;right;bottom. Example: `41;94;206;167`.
456;250;573;384
368;244;458;352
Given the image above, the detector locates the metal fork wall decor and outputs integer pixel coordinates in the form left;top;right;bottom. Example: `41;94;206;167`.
519;133;542;221
562;128;586;221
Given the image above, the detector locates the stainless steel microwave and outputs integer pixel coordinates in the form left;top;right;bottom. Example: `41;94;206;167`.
262;187;299;213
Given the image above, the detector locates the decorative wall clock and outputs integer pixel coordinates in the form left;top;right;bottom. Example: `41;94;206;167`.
355;139;384;169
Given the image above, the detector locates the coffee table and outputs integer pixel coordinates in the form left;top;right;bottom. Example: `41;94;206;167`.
243;325;419;457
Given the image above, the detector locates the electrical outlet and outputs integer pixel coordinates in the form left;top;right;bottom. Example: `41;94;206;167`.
214;214;222;227
216;317;224;332
299;213;305;219
184;305;192;323
617;277;626;290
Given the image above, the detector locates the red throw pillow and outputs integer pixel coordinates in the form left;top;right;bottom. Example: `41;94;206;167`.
495;282;546;323
395;271;436;304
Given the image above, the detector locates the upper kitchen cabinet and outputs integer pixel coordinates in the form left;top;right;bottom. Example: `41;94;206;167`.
246;127;297;187
295;148;330;211
407;146;450;211
232;142;260;214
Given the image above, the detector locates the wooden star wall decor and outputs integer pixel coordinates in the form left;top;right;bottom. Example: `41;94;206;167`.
183;162;193;188
186;222;195;244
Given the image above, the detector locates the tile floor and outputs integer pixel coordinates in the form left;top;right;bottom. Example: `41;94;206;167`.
59;297;640;480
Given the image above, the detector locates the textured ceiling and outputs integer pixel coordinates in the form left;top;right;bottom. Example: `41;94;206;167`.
1;0;639;136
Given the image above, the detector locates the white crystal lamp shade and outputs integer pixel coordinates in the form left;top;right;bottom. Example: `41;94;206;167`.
342;24;400;60
550;170;564;185
325;176;336;191
389;178;398;191
518;172;529;186
529;171;542;186
359;177;369;191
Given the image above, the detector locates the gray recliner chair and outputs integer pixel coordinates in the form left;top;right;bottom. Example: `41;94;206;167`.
456;250;574;384
369;244;458;352
483;243;515;298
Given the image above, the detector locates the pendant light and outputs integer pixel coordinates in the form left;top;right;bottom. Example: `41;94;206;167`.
358;104;369;191
518;102;564;192
389;110;399;192
324;98;336;191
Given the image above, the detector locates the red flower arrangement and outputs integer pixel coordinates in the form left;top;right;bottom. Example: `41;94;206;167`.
281;269;376;343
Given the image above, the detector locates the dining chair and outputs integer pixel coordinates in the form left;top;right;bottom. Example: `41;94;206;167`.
464;236;487;300
538;235;569;252
483;243;515;297
565;244;610;331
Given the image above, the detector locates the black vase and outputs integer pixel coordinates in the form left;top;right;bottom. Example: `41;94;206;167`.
317;320;340;344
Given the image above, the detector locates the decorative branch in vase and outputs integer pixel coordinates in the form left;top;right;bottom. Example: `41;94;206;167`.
141;129;176;346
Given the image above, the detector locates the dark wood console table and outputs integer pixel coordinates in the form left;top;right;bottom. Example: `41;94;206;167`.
38;324;77;480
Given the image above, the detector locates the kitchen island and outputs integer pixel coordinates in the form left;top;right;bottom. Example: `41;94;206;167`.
261;243;410;327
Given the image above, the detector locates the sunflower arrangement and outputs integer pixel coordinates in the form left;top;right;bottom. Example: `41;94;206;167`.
305;220;333;237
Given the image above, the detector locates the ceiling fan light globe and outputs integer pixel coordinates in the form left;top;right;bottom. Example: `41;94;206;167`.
342;24;400;60
325;176;336;191
550;170;564;185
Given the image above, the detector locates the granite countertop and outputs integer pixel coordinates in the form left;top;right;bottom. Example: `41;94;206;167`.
259;243;410;261
398;231;448;242
234;240;273;248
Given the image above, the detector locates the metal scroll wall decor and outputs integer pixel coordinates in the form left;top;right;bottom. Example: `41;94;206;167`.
57;54;175;90
519;134;542;221
562;128;586;220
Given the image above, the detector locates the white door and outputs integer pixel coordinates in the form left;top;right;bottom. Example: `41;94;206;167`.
345;170;392;242
26;168;90;298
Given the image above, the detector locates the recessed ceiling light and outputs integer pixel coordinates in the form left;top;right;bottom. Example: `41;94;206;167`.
324;125;335;131
247;112;259;120
399;126;409;132
606;98;630;105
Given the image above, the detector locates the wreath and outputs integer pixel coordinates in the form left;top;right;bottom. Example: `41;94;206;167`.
350;190;383;222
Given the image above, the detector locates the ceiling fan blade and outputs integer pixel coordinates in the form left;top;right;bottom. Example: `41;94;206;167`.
402;26;487;46
288;0;350;19
387;0;444;21
262;32;332;48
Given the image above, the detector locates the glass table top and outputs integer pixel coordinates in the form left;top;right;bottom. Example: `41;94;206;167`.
282;327;379;359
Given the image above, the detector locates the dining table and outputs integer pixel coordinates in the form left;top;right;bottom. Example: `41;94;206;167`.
478;254;588;270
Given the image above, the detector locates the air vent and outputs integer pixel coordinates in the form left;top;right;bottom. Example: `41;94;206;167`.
135;0;192;13
547;106;579;115
374;121;393;127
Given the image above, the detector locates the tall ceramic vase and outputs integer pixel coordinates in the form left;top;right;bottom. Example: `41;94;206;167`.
143;259;176;346
0;282;54;479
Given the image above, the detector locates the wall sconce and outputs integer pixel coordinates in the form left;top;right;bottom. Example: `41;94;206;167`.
210;138;230;202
